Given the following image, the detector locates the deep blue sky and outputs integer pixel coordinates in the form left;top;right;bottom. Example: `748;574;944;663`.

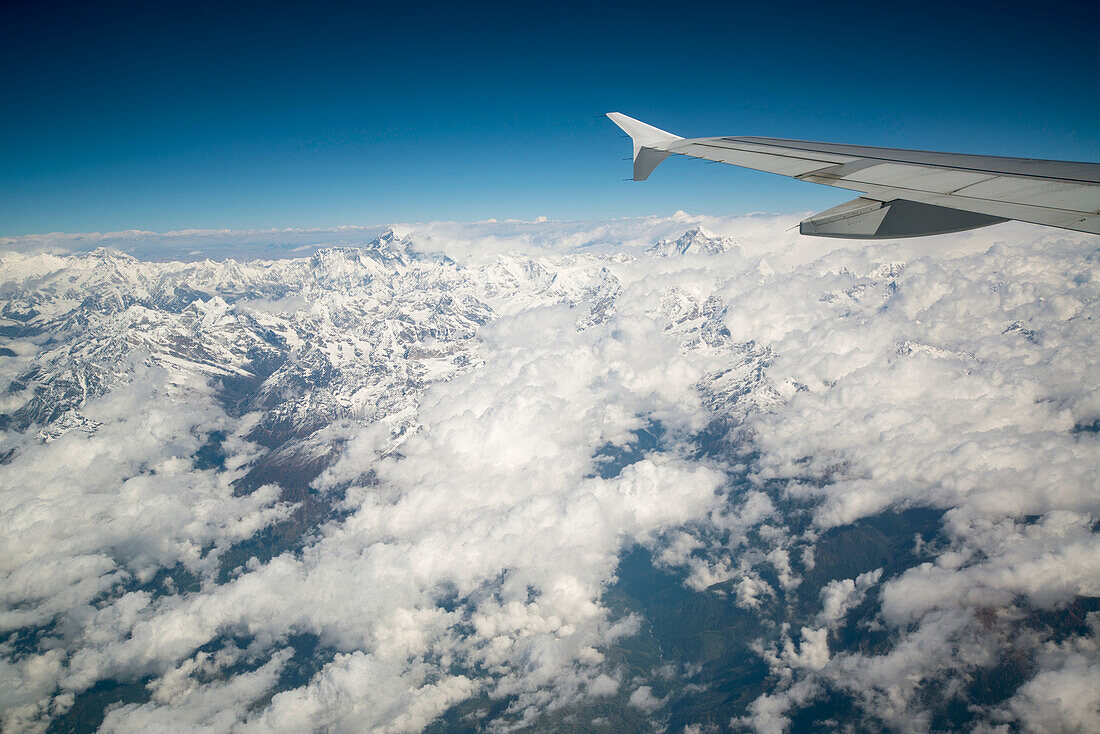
2;0;1098;234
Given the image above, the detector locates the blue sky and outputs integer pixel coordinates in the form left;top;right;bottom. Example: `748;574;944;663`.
2;0;1098;235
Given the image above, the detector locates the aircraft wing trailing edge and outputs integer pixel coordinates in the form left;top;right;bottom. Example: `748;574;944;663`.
606;112;1100;239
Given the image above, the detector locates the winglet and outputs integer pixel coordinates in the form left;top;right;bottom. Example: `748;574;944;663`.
606;113;682;181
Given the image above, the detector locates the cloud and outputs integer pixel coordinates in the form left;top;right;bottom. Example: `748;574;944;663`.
818;569;881;628
996;626;1100;734
722;227;1100;732
0;366;292;732
1;215;1098;732
0;366;291;632
25;291;726;731
628;685;665;714
238;654;476;734
100;649;293;734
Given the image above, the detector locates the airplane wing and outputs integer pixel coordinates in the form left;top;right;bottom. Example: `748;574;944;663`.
607;112;1100;239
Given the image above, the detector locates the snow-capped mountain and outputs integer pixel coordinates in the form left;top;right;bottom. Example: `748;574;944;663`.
0;228;752;452
646;225;739;257
0;227;760;510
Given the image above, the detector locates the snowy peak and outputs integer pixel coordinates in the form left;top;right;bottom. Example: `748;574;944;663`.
363;227;412;265
0;243;643;444
308;229;412;275
648;226;739;257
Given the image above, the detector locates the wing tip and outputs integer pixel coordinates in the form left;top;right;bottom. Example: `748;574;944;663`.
606;113;681;181
604;113;681;147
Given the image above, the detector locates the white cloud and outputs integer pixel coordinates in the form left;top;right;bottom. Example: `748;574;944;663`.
38;289;726;731
239;654;476;734
0;366;293;732
818;569;881;628
628;685;665;714
100;649;292;734
2;215;1098;732
997;625;1100;734
0;368;291;625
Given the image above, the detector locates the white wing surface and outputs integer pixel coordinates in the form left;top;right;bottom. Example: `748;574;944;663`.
607;112;1100;239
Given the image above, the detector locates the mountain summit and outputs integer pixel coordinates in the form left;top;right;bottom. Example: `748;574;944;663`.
647;226;738;257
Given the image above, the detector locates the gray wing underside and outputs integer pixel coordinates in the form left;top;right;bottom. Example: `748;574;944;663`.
607;113;1100;239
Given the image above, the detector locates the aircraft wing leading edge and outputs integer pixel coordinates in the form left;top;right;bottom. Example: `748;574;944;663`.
606;112;1100;238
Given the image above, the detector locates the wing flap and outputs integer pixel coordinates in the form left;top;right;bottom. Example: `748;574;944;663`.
951;177;1100;211
801;197;1006;239
828;163;998;193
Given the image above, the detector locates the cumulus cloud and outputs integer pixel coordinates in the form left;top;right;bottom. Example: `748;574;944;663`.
818;569;881;628
721;225;1100;732
0;365;292;732
627;685;665;714
996;624;1100;734
1;214;1098;732
72;309;725;726
100;649;293;734
0;368;289;620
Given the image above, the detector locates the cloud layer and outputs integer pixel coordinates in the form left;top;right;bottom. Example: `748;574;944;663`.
1;214;1097;733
